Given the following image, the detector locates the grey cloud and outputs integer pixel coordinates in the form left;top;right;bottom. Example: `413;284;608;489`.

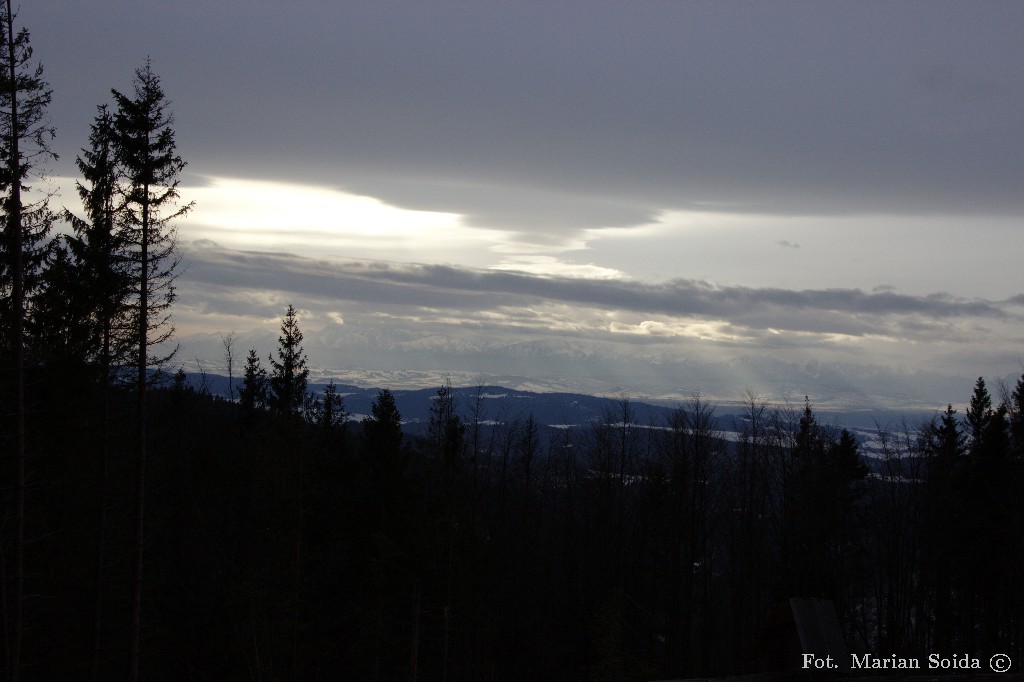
169;245;1015;408
380;263;1007;323
181;242;1014;341
174;284;286;321
33;0;1024;246
331;175;658;247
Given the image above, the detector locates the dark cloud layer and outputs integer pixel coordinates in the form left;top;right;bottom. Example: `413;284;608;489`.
182;242;1015;341
32;1;1024;243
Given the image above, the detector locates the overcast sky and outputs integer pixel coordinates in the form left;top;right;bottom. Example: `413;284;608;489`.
27;1;1024;408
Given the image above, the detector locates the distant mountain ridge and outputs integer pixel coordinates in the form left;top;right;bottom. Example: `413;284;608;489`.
170;324;981;412
178;372;937;458
179;372;676;428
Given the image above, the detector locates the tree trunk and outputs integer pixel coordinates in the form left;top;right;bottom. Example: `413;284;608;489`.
292;426;303;682
5;0;25;678
130;180;150;682
92;332;111;682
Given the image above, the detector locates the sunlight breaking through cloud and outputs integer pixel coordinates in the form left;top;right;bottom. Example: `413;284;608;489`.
179;176;503;261
490;255;627;280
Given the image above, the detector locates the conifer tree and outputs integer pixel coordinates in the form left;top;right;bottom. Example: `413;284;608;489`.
315;380;346;432
794;397;824;467
786;398;828;596
426;378;465;678
1010;373;1024;458
824;427;868;631
966;377;993;457
0;5;54;679
927;404;965;467
0;5;54;351
28;238;94;368
265;305;311;678
269;304;309;418
920;404;965;649
221;330;237;401
111;59;190;682
363;388;403;459
112;61;188;370
363;387;405;516
239;348;269;418
63;104;134;373
830;428;868;494
428;378;465;468
52;105;139;680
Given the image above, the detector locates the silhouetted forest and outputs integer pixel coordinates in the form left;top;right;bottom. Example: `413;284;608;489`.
3;10;1024;682
6;307;1024;680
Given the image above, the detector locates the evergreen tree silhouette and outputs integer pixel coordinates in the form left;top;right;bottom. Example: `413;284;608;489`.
268;304;309;418
111;59;190;682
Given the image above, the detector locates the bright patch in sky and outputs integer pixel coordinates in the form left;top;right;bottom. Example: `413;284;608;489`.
608;319;741;342
491;255;626;280
183;176;477;259
179;176;642;279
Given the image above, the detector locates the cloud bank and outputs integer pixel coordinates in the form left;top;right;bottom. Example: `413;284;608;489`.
170;241;1024;407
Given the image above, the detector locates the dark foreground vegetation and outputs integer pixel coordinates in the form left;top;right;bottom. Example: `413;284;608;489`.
3;7;1024;681
5;304;1024;680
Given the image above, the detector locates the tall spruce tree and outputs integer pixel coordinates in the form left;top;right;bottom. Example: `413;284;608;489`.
58;104;134;681
111;59;190;682
0;4;53;349
64;104;134;372
266;305;311;677
269;304;309;418
0;5;54;679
